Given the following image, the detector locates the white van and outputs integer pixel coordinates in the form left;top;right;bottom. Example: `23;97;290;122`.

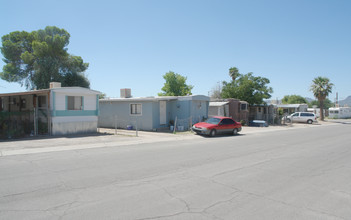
286;112;317;124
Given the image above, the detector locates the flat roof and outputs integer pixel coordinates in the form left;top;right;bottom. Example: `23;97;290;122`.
209;102;229;107
0;87;101;97
100;95;210;102
0;89;50;97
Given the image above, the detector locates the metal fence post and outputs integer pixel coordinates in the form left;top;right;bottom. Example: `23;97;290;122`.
136;118;138;137
114;115;117;135
173;116;177;134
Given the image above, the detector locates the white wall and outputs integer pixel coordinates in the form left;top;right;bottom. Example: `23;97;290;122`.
55;93;66;110
51;116;98;135
84;95;97;110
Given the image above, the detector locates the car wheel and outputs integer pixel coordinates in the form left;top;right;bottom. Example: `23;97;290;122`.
307;119;313;124
209;129;216;137
233;128;238;135
286;119;291;123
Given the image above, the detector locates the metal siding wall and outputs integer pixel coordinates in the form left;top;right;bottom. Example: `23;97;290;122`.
99;101;154;131
152;102;160;129
191;100;208;123
55;93;66;110
51;116;98;135
84;95;96;110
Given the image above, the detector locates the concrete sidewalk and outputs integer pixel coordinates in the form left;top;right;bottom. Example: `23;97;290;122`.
0;120;337;156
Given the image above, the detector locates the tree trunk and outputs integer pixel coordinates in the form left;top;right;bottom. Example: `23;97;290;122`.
319;99;324;121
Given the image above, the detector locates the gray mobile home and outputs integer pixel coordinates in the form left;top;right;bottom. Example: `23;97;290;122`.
99;95;210;131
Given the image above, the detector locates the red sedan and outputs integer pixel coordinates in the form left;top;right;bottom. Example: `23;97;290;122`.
192;116;242;137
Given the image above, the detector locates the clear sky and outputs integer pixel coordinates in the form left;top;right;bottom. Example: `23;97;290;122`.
1;0;350;101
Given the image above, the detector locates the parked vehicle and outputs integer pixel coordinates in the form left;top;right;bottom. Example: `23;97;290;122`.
192;116;242;137
286;112;317;124
249;120;268;127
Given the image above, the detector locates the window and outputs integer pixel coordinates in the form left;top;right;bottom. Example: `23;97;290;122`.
20;99;26;109
221;119;235;125
67;96;83;110
38;96;46;108
240;103;248;111
301;113;313;117
130;103;142;115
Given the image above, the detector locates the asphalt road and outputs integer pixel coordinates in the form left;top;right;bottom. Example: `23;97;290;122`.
1;122;351;219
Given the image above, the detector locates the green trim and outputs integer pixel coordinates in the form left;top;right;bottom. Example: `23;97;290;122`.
96;95;99;115
52;110;98;117
52;92;56;116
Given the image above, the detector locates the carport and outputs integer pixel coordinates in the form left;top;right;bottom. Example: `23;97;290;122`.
0;90;51;138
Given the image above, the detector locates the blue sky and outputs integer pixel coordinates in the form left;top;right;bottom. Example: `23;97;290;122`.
1;0;350;101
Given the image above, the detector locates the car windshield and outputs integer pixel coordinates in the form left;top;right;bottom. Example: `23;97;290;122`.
205;118;221;125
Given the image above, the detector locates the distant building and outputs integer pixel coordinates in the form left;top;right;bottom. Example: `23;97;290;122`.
209;99;249;123
277;104;308;114
329;107;351;119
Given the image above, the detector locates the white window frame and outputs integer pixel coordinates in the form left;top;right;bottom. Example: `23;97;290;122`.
240;103;248;111
130;103;142;116
67;96;83;110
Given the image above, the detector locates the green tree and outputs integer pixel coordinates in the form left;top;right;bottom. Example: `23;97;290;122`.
229;67;240;81
0;26;89;89
281;95;308;104
221;69;273;105
308;98;333;109
310;76;333;121
158;71;193;96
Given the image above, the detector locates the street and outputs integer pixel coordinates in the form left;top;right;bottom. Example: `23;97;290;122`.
1;122;351;219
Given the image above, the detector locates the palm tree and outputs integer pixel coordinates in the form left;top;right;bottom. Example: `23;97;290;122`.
229;67;240;82
310;77;333;121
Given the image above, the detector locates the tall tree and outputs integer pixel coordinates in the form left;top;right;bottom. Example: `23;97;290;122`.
229;67;240;81
158;71;193;96
0;26;90;89
310;76;333;121
281;95;308;104
308;98;333;109
221;71;273;105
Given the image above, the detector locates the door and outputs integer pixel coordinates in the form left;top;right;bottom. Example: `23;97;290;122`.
217;118;234;134
160;101;167;125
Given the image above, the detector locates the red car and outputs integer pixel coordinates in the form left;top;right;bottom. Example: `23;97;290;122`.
192;116;242;137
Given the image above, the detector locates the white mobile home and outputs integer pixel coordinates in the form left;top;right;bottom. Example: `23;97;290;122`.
329;107;351;119
0;82;100;138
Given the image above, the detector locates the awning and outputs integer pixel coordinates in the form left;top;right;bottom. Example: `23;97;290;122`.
0;89;50;98
209;102;229;107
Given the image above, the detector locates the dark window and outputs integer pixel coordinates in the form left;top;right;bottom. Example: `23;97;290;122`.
301;113;313;117
20;99;26;109
221;118;234;125
38;96;46;108
68;96;83;110
0;98;3;111
241;103;247;111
